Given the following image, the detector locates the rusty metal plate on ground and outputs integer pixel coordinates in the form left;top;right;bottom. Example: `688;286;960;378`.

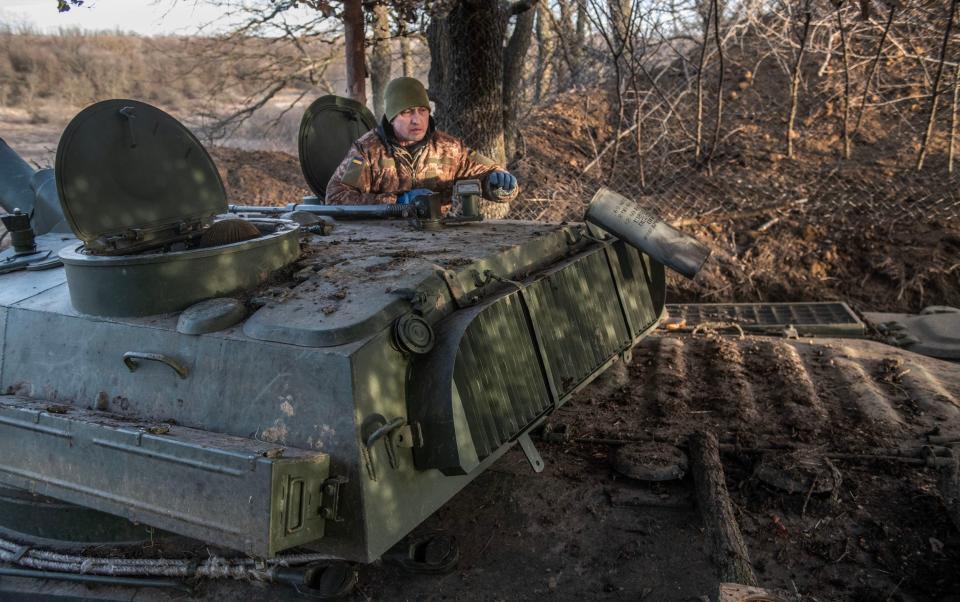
665;302;865;337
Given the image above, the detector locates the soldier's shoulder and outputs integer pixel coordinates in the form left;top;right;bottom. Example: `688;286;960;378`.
354;130;386;152
432;129;466;148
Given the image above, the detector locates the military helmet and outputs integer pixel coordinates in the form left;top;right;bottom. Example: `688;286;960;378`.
384;77;430;121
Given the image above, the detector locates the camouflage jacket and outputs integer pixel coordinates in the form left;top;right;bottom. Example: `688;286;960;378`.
325;121;519;207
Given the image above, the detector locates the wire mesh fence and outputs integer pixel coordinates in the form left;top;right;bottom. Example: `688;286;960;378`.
434;0;960;228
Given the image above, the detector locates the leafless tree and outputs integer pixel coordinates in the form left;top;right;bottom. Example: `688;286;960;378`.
369;2;392;117
787;2;813;159
916;0;958;170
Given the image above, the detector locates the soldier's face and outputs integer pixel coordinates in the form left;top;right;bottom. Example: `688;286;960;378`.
392;107;430;144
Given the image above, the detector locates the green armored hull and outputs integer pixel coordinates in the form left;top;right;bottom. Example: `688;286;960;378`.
0;215;665;561
0;98;712;599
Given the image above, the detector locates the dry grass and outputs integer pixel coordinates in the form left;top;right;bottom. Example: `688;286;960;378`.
0;28;199;113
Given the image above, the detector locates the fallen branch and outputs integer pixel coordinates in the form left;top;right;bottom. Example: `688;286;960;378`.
689;431;758;586
669;198;808;228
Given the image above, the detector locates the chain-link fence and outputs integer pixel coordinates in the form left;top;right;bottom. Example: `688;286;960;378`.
436;0;960;228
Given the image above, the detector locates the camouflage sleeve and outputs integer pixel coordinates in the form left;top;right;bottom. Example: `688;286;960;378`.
454;142;519;203
325;146;398;205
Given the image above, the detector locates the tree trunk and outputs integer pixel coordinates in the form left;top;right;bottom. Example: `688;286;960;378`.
426;14;451;119
575;0;588;49
398;19;414;78
695;12;710;161
787;7;812;160
605;0;631;131
853;6;895;137
535;1;556;102
607;0;632;50
705;0;724;169
343;0;367;106
916;0;958;171
837;6;851;159
370;3;392;118
427;1;508;163
689;431;759;586
504;6;536;161
556;0;573;88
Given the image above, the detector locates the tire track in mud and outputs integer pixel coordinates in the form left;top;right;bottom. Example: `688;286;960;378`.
682;335;760;427
738;339;826;440
582;335;960;447
897;362;960;425
825;346;907;438
873;356;960;431
645;336;690;420
795;341;899;447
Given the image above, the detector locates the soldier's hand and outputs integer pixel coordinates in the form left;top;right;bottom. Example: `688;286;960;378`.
396;189;433;205
487;171;517;192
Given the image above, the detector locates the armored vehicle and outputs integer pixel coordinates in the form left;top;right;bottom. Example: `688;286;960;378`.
0;98;709;598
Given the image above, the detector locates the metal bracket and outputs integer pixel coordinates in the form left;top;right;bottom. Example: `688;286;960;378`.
564;227;582;246
391;422;423;449
122;352;190;379
438;269;478;308
319;476;347;521
363;416;409;473
392;287;429;311
517;433;544;473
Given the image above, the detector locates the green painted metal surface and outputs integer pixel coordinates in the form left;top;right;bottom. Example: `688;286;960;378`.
55;99;226;253
408;235;665;476
58;220;300;317
298;95;377;197
0;395;331;557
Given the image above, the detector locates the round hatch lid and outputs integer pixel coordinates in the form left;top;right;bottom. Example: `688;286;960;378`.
298;95;376;197
55;99;227;246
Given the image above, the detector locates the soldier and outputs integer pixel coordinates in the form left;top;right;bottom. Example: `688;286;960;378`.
325;77;519;213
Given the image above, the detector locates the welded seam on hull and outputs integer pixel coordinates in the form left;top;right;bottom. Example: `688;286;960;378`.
92;438;251;477
0;415;71;438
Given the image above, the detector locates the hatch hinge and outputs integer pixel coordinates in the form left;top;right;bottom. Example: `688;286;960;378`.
92;218;209;254
319;475;348;522
438;269;479;308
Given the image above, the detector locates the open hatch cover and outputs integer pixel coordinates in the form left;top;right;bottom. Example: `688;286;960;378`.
55;99;227;252
298;95;376;198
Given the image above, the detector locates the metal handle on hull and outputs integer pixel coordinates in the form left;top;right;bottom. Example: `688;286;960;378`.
122;352;190;379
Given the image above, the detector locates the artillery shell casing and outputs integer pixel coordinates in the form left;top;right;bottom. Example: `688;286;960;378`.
585;187;711;279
